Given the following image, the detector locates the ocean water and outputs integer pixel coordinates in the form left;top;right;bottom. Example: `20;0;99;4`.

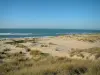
0;29;100;38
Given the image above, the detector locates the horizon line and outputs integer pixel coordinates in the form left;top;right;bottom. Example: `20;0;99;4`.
0;28;100;30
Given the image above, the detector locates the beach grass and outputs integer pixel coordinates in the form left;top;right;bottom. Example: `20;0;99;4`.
0;49;100;75
63;34;100;42
0;34;100;75
69;47;100;59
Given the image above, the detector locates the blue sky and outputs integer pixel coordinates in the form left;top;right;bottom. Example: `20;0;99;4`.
0;0;100;29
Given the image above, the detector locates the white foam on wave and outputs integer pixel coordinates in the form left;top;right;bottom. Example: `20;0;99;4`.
0;33;51;36
0;33;34;35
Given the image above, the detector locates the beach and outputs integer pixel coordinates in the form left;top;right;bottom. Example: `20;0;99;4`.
0;34;100;59
0;33;100;75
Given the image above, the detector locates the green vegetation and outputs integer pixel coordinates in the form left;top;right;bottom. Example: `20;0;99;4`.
5;38;38;45
5;40;25;45
49;42;57;45
41;44;48;47
3;48;11;52
30;50;49;56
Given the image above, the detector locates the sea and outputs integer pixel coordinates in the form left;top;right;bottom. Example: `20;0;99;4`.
0;29;100;38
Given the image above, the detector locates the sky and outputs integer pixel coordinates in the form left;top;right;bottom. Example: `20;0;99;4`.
0;0;100;29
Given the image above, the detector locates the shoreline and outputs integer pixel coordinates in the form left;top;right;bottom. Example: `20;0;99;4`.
0;33;100;40
0;36;55;40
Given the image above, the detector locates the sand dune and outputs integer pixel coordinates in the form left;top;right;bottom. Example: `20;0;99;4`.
0;34;100;60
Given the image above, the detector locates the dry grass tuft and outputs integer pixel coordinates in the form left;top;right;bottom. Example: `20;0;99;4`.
0;50;100;75
69;47;100;60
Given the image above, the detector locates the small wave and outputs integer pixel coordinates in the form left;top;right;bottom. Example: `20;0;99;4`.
0;33;33;35
0;33;51;36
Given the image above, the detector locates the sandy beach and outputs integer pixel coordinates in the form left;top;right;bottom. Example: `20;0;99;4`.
0;34;100;60
0;34;100;75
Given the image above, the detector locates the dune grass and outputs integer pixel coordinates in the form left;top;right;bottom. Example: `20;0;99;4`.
76;34;100;42
0;34;100;75
0;49;100;75
69;47;100;59
5;38;38;45
64;34;100;42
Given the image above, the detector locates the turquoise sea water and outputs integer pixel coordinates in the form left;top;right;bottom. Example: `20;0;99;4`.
0;29;100;38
